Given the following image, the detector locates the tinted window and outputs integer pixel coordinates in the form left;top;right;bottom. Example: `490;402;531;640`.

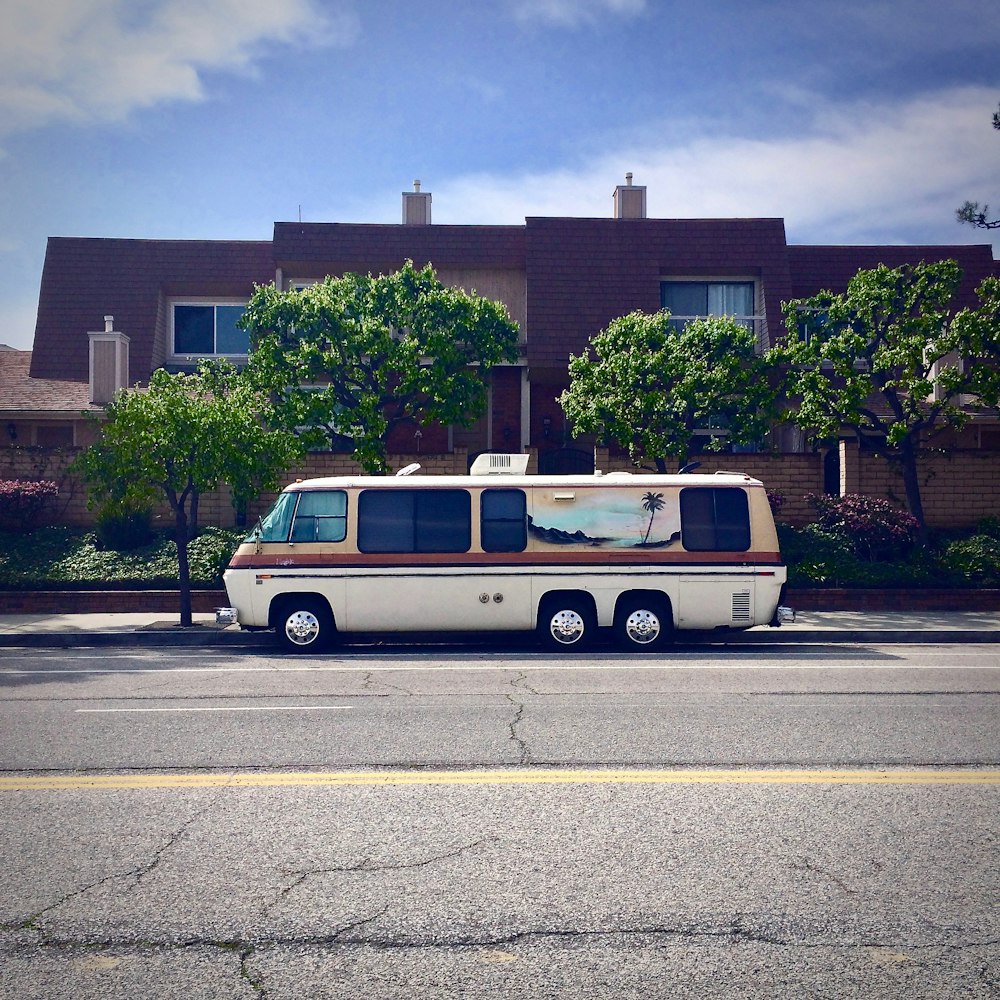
358;489;471;553
680;487;750;551
481;489;527;552
290;490;347;543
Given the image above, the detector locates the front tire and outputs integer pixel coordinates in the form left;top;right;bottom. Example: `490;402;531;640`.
275;598;335;653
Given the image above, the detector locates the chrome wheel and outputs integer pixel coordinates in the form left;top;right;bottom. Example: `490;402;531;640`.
285;609;321;647
549;608;586;646
623;608;662;645
275;598;334;652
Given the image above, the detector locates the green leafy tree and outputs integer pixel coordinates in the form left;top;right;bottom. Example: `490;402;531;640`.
74;361;302;626
955;102;1000;230
777;260;1000;528
240;261;520;474
560;311;780;471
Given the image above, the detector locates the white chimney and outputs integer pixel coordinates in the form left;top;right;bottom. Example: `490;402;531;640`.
613;172;647;219
88;315;130;405
402;179;432;225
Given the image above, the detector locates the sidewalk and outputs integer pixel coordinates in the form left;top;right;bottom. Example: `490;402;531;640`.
1;611;999;648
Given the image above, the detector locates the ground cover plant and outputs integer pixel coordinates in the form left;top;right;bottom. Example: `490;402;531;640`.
0;526;243;590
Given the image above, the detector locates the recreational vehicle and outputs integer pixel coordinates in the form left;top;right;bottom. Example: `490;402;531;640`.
217;455;792;652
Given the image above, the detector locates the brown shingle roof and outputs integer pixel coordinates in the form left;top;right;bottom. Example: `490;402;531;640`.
0;350;99;414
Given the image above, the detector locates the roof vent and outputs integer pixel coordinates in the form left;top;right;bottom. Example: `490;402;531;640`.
469;453;530;476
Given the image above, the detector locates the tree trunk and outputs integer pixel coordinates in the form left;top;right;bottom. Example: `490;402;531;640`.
175;506;193;628
897;436;926;533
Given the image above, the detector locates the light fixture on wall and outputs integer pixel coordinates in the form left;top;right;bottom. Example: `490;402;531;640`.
542;415;552;439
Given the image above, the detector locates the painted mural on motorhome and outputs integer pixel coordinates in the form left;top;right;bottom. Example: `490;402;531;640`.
529;488;681;549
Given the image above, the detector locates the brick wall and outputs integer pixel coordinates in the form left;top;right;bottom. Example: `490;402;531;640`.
5;444;999;532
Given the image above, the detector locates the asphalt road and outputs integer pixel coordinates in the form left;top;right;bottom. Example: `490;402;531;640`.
1;643;998;999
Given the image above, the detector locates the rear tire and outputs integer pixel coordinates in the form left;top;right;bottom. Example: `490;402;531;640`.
274;597;335;653
538;596;596;652
614;596;672;652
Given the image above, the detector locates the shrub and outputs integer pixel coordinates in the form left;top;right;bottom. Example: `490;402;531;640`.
95;507;154;551
0;479;59;532
766;490;785;518
806;493;919;561
940;534;1000;586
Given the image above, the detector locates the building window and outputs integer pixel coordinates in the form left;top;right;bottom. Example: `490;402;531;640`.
358;489;471;553
34;424;75;448
680;487;750;552
171;303;248;357
661;281;756;331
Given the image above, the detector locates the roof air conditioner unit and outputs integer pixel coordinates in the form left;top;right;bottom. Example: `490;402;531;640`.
469;453;530;476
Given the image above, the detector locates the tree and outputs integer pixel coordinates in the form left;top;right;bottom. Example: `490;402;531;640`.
955;101;1000;230
559;311;780;471
777;260;1000;528
74;361;302;626
240;261;520;474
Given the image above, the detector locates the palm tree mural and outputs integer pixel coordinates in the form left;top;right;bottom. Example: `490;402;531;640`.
641;491;665;545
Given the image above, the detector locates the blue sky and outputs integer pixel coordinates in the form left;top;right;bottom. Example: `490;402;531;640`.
1;0;998;350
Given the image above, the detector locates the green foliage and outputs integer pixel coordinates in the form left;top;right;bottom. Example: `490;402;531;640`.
0;527;243;590
560;311;780;469
939;533;1000;586
74;361;302;528
241;261;520;475
776;261;1000;526
73;361;301;624
95;506;153;551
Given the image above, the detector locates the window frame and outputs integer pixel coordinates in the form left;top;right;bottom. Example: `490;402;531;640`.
679;486;751;552
358;488;472;554
169;299;250;360
480;488;527;553
659;277;759;333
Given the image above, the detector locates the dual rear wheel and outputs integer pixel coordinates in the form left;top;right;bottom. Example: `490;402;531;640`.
538;594;672;652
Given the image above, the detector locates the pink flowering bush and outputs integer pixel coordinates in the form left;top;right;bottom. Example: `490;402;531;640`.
806;493;919;562
0;480;59;533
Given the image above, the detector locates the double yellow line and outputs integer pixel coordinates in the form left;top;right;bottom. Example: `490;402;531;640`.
2;768;999;791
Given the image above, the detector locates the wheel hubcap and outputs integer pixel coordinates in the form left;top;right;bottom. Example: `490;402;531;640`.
550;609;585;645
285;610;320;646
625;609;661;645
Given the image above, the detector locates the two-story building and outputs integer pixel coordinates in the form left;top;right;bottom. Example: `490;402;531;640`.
3;177;999;526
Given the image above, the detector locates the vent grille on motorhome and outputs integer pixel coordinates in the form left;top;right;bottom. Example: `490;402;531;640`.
731;591;752;622
469;454;530;476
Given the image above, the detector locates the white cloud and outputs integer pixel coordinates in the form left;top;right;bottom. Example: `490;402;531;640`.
431;87;1000;250
509;0;647;28
0;0;359;137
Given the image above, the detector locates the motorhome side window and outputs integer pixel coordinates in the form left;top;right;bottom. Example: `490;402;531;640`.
358;489;471;553
481;489;527;552
680;487;751;551
290;490;347;542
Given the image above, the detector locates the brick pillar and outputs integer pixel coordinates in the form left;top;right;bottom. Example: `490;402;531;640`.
840;439;860;495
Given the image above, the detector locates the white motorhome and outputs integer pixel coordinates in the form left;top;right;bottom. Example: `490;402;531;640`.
218;455;792;652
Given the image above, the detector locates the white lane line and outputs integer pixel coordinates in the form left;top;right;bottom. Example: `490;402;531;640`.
74;705;353;713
